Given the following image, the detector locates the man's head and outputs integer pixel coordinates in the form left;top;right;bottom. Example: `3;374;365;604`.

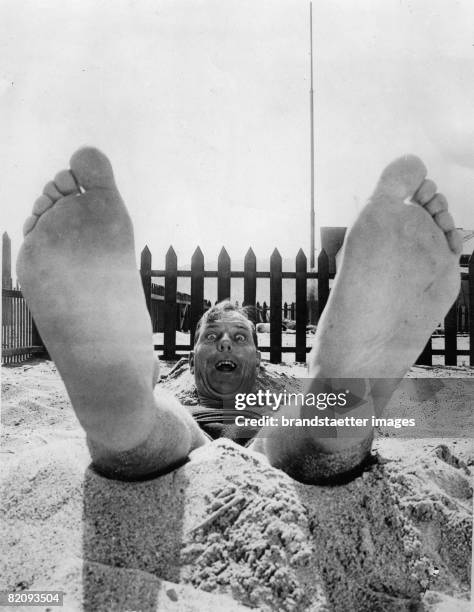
189;301;261;403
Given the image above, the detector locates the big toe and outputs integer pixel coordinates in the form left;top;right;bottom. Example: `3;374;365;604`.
373;155;427;203
70;147;116;191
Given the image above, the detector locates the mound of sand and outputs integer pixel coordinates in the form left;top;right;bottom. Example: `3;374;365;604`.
160;358;307;405
1;360;472;611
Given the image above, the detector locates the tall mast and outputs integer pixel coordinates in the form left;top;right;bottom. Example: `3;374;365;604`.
309;2;315;269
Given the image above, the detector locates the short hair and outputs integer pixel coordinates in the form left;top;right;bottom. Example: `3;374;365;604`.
194;300;258;347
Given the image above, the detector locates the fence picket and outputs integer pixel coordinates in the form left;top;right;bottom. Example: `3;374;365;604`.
243;248;256;307
190;247;205;345
164;246;177;360
295;249;307;363
444;300;457;365
13;299;16;363
21;298;25;359
32;316;42;349
1;293;4;358
217;247;231;302
2;232;12;290
470;253;474;366
23;298;27;358
27;301;31;352
416;339;432;366
318;249;329;317
140;246;152;318
17;297;20;361
270;248;282;364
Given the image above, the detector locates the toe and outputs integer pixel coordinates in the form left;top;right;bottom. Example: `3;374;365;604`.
69;147;116;191
33;195;54;216
424;193;447;216
373;155;427;203
423;194;460;255
43;181;64;202
54;170;80;195
23;215;38;236
434;210;455;233
446;229;463;255
413;179;437;205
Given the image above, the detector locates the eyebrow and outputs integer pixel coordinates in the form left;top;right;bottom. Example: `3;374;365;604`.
205;323;250;331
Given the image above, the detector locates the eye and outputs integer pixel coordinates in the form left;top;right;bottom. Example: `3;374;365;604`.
206;332;218;341
235;333;247;343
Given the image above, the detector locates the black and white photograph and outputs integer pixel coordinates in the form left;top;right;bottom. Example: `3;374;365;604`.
1;1;473;610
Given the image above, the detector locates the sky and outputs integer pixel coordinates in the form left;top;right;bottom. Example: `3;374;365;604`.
1;0;474;281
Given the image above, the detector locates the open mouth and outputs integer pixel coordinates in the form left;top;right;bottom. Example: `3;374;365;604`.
215;360;237;372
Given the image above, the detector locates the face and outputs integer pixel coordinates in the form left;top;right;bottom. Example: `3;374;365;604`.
190;311;261;402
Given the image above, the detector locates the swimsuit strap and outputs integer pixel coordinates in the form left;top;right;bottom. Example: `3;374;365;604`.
189;406;263;425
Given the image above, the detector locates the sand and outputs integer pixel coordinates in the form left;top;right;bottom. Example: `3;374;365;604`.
1;358;472;611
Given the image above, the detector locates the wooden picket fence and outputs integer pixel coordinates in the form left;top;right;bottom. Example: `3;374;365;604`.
140;245;474;365
1;229;473;366
2;287;44;364
2;233;45;364
418;253;473;366
149;282;192;333
140;245;325;363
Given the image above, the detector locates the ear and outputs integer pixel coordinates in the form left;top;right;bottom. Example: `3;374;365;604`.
189;351;195;374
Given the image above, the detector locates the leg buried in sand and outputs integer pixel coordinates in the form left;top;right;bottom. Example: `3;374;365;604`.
252;156;461;482
17;148;461;482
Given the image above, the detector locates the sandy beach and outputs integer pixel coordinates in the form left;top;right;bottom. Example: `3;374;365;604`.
3;1;474;610
1;356;472;611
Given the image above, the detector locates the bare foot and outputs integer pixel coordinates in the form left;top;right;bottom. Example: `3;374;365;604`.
310;155;461;379
17;148;162;452
258;156;462;482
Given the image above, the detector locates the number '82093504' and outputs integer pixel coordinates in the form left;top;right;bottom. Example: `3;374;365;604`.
0;590;63;606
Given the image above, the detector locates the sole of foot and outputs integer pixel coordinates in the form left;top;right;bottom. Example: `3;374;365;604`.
310;154;461;380
17;147;157;451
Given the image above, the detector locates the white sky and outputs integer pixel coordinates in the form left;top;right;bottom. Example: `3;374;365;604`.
1;0;474;277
